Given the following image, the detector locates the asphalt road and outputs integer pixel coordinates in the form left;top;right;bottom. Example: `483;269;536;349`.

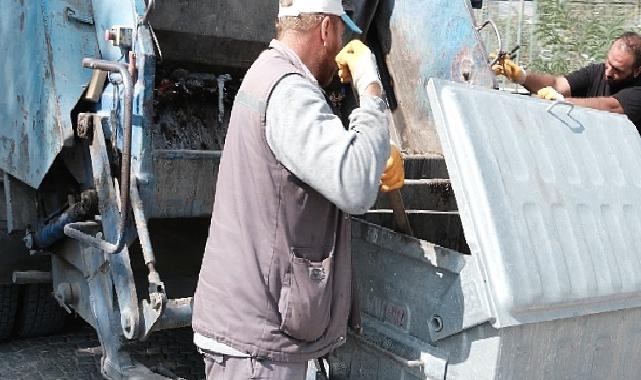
0;318;204;380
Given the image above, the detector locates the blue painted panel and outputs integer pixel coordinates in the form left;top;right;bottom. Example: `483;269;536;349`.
0;0;99;188
376;0;494;155
89;0;157;207
384;0;492;84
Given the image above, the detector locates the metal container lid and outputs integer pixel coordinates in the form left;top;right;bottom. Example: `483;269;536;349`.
428;79;641;327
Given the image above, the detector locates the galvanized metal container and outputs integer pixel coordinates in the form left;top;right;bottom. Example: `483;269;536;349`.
329;80;641;379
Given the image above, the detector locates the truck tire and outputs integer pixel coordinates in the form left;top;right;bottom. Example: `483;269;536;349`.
14;283;67;338
0;284;18;341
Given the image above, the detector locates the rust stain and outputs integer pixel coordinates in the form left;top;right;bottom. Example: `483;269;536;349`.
1;133;16;173
384;25;440;155
41;6;64;138
451;46;472;83
18;95;28;121
19;132;28;161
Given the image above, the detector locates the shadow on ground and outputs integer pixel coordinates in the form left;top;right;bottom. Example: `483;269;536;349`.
0;317;204;380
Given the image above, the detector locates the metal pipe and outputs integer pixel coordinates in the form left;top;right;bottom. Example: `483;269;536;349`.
130;179;155;267
12;271;52;284
517;0;525;66
152;298;193;332
64;221;118;252
130;178;163;288
217;74;232;125
81;58;133;254
477;20;503;66
139;0;155;26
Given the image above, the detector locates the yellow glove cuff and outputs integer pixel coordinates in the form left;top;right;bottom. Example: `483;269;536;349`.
380;145;405;192
536;86;565;101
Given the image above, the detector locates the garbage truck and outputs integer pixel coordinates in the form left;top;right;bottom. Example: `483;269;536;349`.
3;0;641;379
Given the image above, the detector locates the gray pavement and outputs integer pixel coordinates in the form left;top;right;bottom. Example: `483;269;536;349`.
0;319;204;380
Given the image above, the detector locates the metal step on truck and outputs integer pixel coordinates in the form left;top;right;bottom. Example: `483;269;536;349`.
2;0;641;379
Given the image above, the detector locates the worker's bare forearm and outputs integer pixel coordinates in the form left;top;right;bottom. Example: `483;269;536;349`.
364;82;382;98
566;97;624;114
522;73;556;93
523;73;571;96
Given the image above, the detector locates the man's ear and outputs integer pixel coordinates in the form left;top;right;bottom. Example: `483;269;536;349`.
634;66;641;79
320;16;331;47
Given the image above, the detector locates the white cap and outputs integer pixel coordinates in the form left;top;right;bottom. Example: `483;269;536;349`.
278;0;363;34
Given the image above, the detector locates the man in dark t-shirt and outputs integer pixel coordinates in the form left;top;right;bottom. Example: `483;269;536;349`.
493;31;641;132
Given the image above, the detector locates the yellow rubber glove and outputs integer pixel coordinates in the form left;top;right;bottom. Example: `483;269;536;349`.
536;86;565;101
491;53;526;84
335;40;382;95
380;145;404;192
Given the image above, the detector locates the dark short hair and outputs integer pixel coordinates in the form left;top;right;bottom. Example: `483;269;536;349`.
614;31;641;68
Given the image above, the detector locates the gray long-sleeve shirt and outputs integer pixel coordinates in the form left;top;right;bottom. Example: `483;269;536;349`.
194;40;390;356
265;42;390;215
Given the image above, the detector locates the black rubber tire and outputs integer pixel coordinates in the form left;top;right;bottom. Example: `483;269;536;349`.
14;283;67;338
0;284;19;341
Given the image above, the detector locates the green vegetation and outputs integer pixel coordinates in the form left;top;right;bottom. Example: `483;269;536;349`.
529;0;629;75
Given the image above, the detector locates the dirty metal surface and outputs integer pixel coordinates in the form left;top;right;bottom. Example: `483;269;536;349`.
144;65;240;218
0;173;49;285
3;172;38;233
373;0;494;155
148;0;277;67
152;67;241;150
90;0;140;62
330;219;475;379
150;151;220;219
89;0;158;220
0;0;99;188
428;79;641;328
0;321;204;380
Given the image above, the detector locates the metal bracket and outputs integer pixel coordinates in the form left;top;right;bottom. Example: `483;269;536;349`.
140;282;166;340
354;315;449;380
217;74;232;125
429;255;494;341
67;59;134;255
80;114;139;340
131;178;168;340
65;6;94;25
350;331;426;369
3;172;38;233
85;70;108;103
77;113;96;140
